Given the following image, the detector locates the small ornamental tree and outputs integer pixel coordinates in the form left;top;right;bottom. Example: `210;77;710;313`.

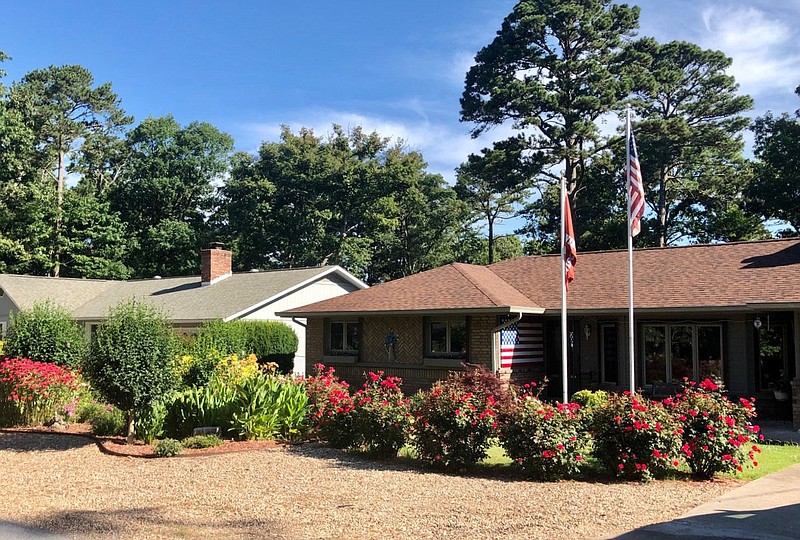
85;300;178;443
5;301;88;368
666;378;762;479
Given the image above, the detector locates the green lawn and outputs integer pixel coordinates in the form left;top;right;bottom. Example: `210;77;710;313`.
479;443;800;481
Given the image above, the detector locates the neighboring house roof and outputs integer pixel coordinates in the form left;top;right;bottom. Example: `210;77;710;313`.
283;238;800;317
0;266;366;323
280;262;542;317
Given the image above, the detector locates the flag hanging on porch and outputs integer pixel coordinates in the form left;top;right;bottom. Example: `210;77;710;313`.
628;118;645;237
500;319;544;368
564;195;577;291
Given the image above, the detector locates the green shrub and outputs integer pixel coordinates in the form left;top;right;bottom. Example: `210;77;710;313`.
153;438;183;457
592;392;682;481
570;389;609;428
409;369;501;469
135;400;167;444
182;434;223;449
190;320;298;375
666;378;761;479
90;406;126;436
163;378;237;439
85;300;179;440
498;397;586;481
75;400;108;424
4;301;88;368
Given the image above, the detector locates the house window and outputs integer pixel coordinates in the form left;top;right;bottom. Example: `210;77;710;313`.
328;320;359;354
426;318;467;357
643;324;722;384
756;323;787;391
600;324;618;384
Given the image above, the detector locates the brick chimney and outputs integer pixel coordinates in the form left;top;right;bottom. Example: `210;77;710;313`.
201;242;232;286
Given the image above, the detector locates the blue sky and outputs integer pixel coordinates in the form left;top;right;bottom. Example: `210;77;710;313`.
1;0;799;187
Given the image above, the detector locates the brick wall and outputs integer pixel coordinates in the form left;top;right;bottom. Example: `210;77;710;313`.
200;247;232;285
469;314;494;369
305;317;324;366
362;316;423;365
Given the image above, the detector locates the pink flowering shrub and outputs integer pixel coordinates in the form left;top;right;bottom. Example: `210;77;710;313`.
304;364;357;449
0;356;81;427
498;396;586;480
665;378;761;479
351;371;411;458
409;375;500;469
592;392;682;481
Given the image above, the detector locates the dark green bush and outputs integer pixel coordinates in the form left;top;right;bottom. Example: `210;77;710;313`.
153;438;183;457
182;434;223;449
189;320;298;375
90;406;125;436
85;300;179;440
5;301;88;368
75;401;107;424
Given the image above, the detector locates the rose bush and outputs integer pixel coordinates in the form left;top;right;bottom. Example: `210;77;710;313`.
351;371;411;457
305;364;358;449
665;378;761;479
499;396;586;480
592;392;682;481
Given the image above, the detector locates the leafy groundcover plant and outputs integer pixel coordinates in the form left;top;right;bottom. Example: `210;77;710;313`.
592;392;682;481
0;357;81;426
499;395;585;481
665;378;761;479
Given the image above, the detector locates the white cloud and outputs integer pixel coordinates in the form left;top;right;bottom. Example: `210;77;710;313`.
699;6;800;96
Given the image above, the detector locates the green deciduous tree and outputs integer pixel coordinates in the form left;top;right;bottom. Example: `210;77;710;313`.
748;86;800;235
110;116;234;277
455;139;531;263
86;300;179;443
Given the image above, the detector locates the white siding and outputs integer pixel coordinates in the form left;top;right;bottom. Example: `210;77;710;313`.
240;275;362;375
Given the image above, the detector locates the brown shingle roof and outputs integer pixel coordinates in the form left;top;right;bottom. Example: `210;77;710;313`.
491;238;800;311
284;239;800;316
281;262;542;316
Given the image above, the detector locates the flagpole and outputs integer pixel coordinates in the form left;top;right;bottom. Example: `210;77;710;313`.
561;174;568;404
626;109;636;394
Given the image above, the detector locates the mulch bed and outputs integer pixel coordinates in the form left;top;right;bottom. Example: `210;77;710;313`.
0;423;282;458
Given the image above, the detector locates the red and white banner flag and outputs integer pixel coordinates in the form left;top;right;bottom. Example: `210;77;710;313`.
564;195;577;291
628;118;645;237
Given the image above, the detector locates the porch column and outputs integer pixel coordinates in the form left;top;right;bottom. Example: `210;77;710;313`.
793;310;800;429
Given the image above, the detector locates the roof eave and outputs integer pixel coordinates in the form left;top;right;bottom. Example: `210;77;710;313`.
277;305;545;318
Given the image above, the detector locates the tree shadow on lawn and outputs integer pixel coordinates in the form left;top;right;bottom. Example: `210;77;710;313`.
286;443;700;485
28;507;288;539
0;431;94;453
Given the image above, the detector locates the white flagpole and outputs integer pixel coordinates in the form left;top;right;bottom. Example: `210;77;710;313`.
626;109;636;394
561;174;568;404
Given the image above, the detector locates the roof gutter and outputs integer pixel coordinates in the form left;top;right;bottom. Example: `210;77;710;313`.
491;312;522;374
277;306;544;318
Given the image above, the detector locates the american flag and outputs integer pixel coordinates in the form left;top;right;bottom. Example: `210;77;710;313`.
628;118;645;237
500;319;544;368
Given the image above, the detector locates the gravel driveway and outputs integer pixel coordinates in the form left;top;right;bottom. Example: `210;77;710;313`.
0;432;740;539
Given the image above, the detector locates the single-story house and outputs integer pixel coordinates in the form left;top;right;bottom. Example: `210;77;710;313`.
279;238;800;427
0;244;367;375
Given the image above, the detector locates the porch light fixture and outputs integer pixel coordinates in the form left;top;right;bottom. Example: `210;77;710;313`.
753;316;762;329
584;324;591;340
